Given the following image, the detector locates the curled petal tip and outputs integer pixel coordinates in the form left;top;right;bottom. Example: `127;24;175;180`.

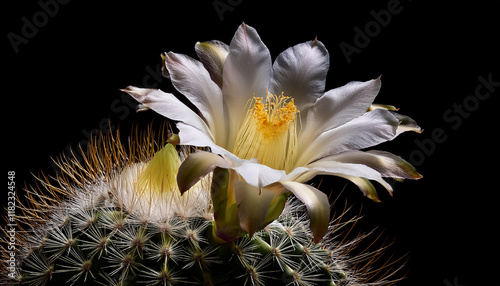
240;22;247;30
120;86;132;93
368;189;382;201
160;52;170;78
136;104;149;112
167;134;180;145
120;86;157;100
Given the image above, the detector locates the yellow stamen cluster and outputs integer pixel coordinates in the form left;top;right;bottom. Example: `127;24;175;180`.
234;91;299;172
251;93;299;141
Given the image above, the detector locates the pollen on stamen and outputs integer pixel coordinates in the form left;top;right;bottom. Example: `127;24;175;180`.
251;92;299;141
234;90;300;172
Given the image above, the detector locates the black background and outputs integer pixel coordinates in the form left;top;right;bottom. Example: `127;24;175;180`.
2;1;499;285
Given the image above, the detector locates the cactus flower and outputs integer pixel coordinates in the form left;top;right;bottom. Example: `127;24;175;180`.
123;23;422;243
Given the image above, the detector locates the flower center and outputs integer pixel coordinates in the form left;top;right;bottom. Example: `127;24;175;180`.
234;91;299;172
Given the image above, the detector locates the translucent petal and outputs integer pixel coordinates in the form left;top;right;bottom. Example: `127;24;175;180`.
270;38;329;111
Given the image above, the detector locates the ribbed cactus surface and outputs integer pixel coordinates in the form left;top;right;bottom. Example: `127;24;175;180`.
16;200;348;286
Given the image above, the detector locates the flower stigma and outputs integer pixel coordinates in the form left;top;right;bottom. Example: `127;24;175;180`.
234;91;299;172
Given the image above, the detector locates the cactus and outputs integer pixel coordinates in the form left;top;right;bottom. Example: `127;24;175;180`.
10;201;349;286
1;126;402;286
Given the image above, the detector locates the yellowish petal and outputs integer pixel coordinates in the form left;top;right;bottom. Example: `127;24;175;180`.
335;175;381;202
233;181;276;237
280;181;330;243
368;103;399;111
136;143;180;196
195;40;229;87
177;151;230;194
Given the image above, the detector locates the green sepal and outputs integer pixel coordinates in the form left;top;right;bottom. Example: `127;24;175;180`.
210;168;245;242
260;192;289;228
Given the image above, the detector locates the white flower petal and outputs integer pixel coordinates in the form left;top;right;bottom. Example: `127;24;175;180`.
122;86;213;140
304;160;383;181
328;150;422;180
282;160;391;202
164;52;227;147
223;152;287;187
279;181;330;243
282;166;311;183
301;78;381;144
304;159;394;194
195;40;229;88
270;39;329;111
296;109;399;166
222;23;272;150
176;122;224;153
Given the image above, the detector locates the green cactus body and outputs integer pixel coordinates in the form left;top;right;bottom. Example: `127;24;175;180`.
16;205;346;285
14;201;350;286
1;127;402;286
